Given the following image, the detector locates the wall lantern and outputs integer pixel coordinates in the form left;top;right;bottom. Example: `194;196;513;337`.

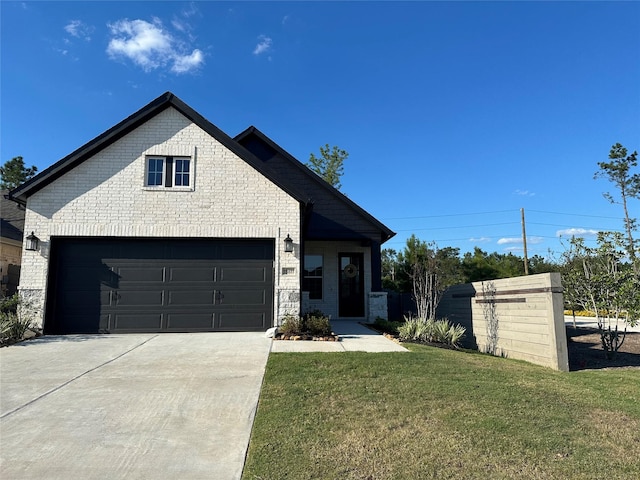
284;234;294;253
25;231;40;251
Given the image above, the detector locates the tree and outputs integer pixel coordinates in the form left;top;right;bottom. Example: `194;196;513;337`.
307;144;348;190
0;156;37;190
560;233;639;326
381;248;399;291
595;143;640;273
397;235;462;320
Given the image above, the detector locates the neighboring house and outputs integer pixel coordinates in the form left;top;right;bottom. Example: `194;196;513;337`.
1;191;25;296
9;92;394;334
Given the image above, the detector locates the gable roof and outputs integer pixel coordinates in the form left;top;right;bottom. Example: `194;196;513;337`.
8;92;393;244
1;190;25;242
9;92;308;206
235;127;395;244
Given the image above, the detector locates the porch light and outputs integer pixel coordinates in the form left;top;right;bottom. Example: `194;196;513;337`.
284;234;294;253
25;232;40;251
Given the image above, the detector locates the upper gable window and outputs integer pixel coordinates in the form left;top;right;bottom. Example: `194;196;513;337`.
145;156;192;189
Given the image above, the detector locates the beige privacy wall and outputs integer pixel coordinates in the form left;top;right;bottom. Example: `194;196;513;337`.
437;273;569;371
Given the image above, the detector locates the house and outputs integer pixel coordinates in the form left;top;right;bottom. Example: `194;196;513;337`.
1;191;25;297
9;92;394;334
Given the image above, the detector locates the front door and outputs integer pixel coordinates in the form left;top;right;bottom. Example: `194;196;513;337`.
338;253;365;317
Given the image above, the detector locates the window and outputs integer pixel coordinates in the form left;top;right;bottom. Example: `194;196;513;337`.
145;156;192;188
303;254;323;300
147;158;164;186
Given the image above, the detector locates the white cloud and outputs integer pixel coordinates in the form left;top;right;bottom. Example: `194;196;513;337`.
497;237;521;245
556;228;600;238
253;35;273;55
106;18;204;74
497;237;543;245
514;189;535;197
503;246;523;252
64;20;94;41
469;237;491;243
172;49;204;73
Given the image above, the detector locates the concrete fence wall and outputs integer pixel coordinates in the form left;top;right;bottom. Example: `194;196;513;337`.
437;272;568;371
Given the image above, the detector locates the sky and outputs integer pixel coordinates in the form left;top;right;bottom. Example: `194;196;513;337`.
2;1;639;259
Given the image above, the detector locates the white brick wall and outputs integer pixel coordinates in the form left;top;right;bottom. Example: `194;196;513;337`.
20;107;300;328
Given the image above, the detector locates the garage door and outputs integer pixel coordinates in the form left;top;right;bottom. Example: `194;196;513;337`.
45;238;274;334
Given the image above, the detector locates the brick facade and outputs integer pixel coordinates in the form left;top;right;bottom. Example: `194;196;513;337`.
19;107;301;328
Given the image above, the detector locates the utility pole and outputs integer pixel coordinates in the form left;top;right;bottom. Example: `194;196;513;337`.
521;207;529;275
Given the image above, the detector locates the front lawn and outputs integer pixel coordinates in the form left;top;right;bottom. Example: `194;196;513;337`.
243;345;640;479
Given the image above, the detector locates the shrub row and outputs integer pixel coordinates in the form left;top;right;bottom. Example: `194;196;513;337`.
398;315;466;348
279;310;332;337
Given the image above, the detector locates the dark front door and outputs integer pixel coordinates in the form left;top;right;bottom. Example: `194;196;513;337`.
338;253;365;317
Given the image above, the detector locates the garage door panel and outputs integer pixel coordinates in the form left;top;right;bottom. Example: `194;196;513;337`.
47;238;274;334
59;265;115;287
218;312;266;330
113;314;163;331
219;267;267;283
220;289;266;306
166;313;215;330
169;267;214;282
116;267;165;283
168;290;215;306
57;289;112;309
115;290;164;307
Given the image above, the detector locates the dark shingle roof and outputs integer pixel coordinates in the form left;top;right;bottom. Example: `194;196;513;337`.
8;92;394;243
1;191;25;241
235;127;395;244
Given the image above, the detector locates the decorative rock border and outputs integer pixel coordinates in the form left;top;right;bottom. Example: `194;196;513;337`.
274;333;340;342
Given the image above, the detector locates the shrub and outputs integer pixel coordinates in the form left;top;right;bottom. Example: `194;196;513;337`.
397;315;422;342
304;314;332;336
279;310;333;337
433;319;451;343
279;313;303;336
0;294;33;346
373;317;402;335
398;315;465;348
447;323;467;348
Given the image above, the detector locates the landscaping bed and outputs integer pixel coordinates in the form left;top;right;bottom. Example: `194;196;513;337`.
567;326;640;370
274;310;339;341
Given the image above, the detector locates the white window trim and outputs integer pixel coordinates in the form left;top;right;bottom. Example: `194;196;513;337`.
143;155;195;191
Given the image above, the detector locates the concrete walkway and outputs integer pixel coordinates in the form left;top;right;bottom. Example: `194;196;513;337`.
0;332;272;480
270;320;408;353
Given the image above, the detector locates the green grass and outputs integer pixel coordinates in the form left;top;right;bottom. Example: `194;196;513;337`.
243;345;640;480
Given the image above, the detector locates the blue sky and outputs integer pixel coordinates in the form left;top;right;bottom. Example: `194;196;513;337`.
2;1;639;258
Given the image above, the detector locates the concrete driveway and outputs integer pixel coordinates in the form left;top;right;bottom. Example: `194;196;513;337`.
0;332;272;480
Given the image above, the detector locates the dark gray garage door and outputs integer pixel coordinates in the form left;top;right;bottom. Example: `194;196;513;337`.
45;238;274;334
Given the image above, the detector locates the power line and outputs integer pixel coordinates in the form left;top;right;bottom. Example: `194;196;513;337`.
393;222;517;232
381;209;516;220
528;221;619;229
527;209;622;220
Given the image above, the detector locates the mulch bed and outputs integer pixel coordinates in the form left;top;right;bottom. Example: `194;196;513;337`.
566;326;640;371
